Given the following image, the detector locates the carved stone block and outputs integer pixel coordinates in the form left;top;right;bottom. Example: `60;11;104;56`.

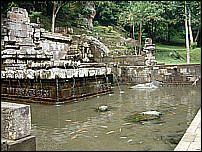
1;102;31;140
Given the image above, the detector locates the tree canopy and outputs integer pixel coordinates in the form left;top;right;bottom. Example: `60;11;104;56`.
1;0;201;46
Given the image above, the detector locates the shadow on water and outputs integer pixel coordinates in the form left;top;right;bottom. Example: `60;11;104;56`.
30;85;201;151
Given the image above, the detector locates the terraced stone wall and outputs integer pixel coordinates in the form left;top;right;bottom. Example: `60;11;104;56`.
1;7;113;104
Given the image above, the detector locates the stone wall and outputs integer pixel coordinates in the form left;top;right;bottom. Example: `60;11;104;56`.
1;102;36;151
112;55;145;66
1;74;113;104
1;7;113;104
112;64;201;85
1;7;111;80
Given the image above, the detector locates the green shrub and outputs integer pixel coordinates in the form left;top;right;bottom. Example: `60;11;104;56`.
108;26;113;32
6;2;18;12
93;21;99;26
102;26;109;33
191;42;197;49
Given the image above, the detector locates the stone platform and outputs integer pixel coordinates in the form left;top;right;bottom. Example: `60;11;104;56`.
174;108;201;151
1;136;36;151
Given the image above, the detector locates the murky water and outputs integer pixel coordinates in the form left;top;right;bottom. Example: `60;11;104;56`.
30;85;201;151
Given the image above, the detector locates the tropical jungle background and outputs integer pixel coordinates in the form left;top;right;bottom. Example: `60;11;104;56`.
1;1;201;64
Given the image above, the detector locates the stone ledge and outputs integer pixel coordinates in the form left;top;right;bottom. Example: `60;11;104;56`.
1;135;36;151
174;141;190;151
181;133;196;142
188;141;201;151
174;108;201;151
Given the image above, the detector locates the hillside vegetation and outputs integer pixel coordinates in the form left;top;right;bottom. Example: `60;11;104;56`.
1;1;200;65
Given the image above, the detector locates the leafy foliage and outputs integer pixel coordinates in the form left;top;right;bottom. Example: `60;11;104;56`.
1;0;201;47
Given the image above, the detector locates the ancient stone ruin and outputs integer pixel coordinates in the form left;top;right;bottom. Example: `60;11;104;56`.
1;102;36;151
1;7;113;104
142;38;157;66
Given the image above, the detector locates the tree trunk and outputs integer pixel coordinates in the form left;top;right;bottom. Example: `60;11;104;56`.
194;26;200;42
188;9;194;48
139;21;142;55
151;20;154;41
185;1;190;64
167;24;170;42
51;14;56;33
132;16;134;39
51;1;64;33
147;23;150;38
51;1;56;33
154;22;156;43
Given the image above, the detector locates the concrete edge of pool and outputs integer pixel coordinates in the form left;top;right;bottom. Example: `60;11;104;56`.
174;108;201;151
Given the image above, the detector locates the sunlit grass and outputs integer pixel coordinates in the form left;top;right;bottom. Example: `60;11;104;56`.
156;43;186;50
155;43;201;65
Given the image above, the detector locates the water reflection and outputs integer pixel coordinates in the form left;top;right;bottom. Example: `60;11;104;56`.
30;85;201;151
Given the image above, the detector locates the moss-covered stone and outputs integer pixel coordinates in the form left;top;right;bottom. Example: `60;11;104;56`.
124;113;160;123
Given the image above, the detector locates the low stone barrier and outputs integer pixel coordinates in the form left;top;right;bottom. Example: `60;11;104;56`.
112;64;200;85
1;102;36;151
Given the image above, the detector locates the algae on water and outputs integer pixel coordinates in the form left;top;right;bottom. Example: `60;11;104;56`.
124;113;161;123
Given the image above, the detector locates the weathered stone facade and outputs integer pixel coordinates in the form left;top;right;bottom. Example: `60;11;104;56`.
1;7;111;80
113;64;201;85
1;7;200;104
1;102;36;151
2;135;36;151
1;102;31;140
1;7;113;104
142;38;157;66
101;55;145;66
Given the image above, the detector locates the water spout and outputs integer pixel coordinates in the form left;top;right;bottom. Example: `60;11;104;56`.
95;74;99;97
72;65;77;98
9;79;11;91
56;76;59;102
112;73;124;95
40;79;42;90
18;79;21;87
105;74;110;91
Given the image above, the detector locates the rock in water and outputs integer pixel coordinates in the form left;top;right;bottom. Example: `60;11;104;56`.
140;111;162;116
129;81;162;89
98;105;108;112
151;80;163;87
129;82;158;89
124;111;162;123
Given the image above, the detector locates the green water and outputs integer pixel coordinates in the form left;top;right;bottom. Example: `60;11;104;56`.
30;85;201;151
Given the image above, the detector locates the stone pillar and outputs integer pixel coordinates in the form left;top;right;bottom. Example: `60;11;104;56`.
85;1;96;29
142;38;157;66
1;102;36;151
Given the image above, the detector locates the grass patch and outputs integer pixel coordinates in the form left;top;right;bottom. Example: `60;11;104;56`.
155;43;201;65
156;43;186;50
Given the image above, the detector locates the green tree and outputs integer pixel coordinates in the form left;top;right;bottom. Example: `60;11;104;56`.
119;1;161;53
51;1;68;33
94;1;128;26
